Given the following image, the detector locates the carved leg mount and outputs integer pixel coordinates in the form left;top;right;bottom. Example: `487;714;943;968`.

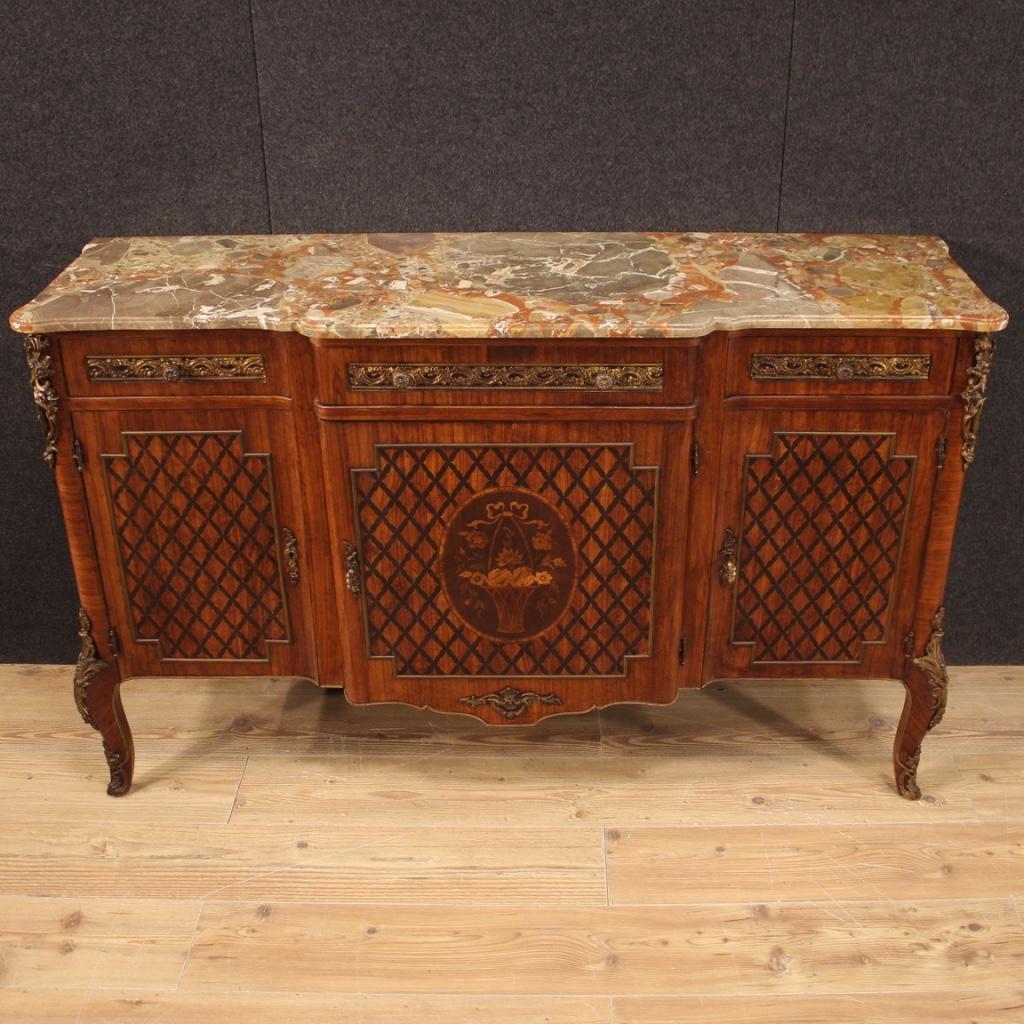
894;608;948;799
74;609;134;796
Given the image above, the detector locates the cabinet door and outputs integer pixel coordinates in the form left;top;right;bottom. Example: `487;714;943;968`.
706;409;945;680
74;408;315;677
322;418;691;722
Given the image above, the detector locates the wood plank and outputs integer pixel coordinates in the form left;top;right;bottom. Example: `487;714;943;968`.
599;673;1024;754
944;735;1024;766
321;699;603;755
0;896;199;990
0;990;612;1023
600;679;906;752
181;898;1024;995
954;764;1024;818
613;991;1024;1023
0;666;315;753
231;744;982;827
0;824;606;905
3;667;1016;755
0;748;246;824
1;664;1022;1013
0;665;601;755
606;822;1024;904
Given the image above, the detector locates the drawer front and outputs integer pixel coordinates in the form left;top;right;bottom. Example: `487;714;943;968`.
726;331;958;398
59;329;289;397
313;341;696;405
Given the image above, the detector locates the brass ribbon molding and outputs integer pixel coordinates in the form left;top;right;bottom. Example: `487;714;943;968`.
750;353;931;382
347;362;664;392
86;353;267;382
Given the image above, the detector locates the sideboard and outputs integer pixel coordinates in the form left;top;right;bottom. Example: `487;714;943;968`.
10;232;1007;799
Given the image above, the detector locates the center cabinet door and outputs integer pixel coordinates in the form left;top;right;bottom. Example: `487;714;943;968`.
322;417;692;722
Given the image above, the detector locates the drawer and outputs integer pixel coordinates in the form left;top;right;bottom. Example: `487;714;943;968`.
58;329;290;398
725;331;958;398
313;340;696;406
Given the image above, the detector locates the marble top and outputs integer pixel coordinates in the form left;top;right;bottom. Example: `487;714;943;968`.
9;232;1007;340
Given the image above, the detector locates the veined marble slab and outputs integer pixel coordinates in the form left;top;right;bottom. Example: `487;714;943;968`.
8;232;1008;339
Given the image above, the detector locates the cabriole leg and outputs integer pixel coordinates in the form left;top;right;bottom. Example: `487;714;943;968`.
73;608;134;796
893;607;948;799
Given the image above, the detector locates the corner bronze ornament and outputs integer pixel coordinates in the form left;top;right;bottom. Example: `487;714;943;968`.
73;608;107;728
913;606;949;732
460;686;563;720
961;334;994;469
24;333;59;469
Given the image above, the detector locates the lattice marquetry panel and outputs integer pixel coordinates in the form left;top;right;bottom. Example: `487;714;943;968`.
731;432;914;663
353;444;658;677
103;431;289;660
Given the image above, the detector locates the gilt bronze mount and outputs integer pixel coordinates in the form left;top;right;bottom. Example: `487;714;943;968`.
960;334;994;468
347;362;664;391
24;333;59;468
459;685;563;719
86;353;267;382
750;353;932;381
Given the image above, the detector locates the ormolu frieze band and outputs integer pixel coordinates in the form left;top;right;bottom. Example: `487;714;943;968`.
85;354;267;382
750;353;931;381
347;363;664;391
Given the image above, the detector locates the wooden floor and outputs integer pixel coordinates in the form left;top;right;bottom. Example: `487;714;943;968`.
0;666;1023;1022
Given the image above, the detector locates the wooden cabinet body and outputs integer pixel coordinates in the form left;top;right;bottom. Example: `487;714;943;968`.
11;232;1005;799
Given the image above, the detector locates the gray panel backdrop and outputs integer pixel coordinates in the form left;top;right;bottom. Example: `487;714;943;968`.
1;0;1020;664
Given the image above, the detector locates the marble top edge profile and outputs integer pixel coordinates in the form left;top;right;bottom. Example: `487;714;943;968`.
9;231;1008;340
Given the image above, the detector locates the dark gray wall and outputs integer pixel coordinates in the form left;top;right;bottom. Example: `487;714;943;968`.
1;0;1020;664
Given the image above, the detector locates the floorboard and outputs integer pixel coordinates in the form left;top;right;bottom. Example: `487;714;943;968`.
1;665;1021;1020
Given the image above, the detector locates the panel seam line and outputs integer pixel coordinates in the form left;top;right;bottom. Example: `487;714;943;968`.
775;0;798;231
248;0;275;232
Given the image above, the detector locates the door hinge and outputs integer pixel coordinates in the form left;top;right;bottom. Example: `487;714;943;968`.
72;437;85;472
935;432;947;471
678;636;687;666
691;439;700;476
107;627;120;658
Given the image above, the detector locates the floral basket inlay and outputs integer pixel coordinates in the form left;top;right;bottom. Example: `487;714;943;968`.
443;491;576;640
